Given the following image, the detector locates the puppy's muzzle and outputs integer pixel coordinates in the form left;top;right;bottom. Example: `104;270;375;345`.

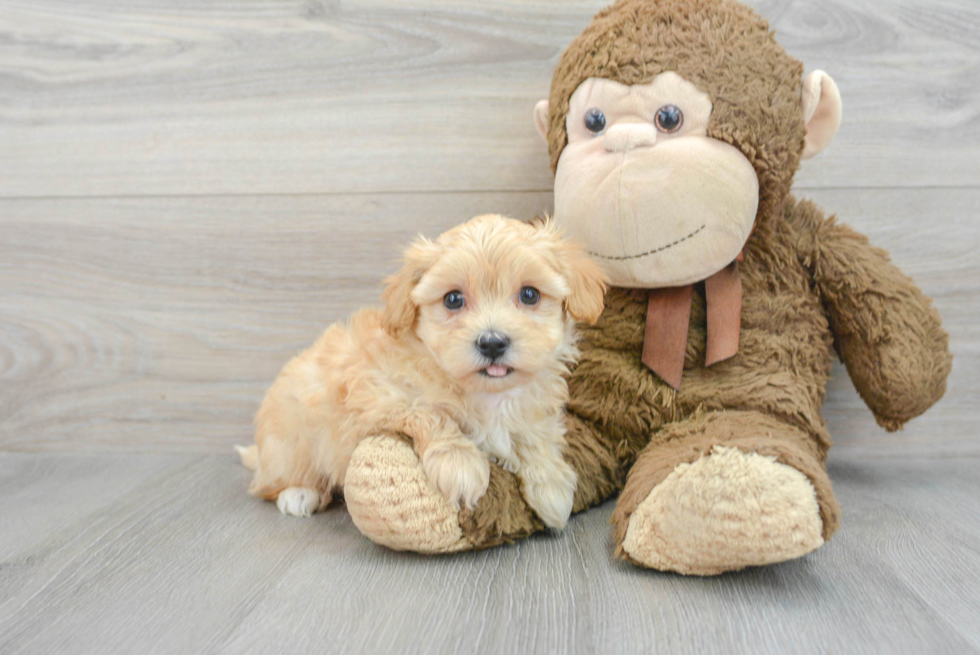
476;331;510;361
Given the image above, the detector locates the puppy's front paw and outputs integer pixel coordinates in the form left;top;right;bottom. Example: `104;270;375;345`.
276;487;322;518
421;440;491;510
521;462;577;530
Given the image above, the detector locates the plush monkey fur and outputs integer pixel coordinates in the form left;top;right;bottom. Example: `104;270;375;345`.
543;0;806;227
342;0;952;574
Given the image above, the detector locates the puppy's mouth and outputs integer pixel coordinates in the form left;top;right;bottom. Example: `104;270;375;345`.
479;364;514;379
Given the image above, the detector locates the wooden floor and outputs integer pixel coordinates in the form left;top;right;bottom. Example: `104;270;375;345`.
1;0;979;653
1;452;978;654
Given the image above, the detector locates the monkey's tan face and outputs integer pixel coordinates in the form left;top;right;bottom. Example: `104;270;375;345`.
551;72;759;288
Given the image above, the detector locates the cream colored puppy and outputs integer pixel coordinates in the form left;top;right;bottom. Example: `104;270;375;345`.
237;214;607;529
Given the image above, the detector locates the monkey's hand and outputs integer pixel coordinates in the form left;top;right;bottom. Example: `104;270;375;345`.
788;197;952;431
344;433;543;554
380;410;490;510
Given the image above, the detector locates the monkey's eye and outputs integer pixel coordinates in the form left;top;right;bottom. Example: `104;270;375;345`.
584;108;606;134
518;286;541;306
655;105;684;133
443;291;464;310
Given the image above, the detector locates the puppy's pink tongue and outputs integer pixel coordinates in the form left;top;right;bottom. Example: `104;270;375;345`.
485;365;509;378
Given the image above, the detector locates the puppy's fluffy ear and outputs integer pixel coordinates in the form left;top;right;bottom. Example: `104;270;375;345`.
381;236;440;338
540;219;609;324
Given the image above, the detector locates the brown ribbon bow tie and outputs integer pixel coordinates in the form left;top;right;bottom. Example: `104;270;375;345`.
641;254;744;390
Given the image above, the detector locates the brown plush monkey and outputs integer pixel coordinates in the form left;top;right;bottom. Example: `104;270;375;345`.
341;0;952;574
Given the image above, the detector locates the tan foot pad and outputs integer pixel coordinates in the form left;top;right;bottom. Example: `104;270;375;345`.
345;436;469;554
622;446;824;576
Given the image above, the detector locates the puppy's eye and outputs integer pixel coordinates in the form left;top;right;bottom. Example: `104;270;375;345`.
584;108;606;134
655;105;683;133
443;291;464;310
518;286;541;306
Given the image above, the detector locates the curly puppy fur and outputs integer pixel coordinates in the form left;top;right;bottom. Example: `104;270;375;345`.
239;215;607;530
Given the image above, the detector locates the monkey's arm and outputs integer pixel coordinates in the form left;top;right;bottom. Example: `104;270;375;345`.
787;197;952;431
344;375;627;552
458;412;624;547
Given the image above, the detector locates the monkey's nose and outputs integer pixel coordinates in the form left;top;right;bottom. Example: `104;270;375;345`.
603;124;657;152
476;331;510;360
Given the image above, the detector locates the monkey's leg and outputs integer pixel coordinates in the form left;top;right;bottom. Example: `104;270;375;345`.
344;414;623;553
611;410;840;576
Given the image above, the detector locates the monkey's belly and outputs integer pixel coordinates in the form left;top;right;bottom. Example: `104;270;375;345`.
569;275;834;454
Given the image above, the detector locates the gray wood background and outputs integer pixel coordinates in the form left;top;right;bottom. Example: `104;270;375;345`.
1;1;978;653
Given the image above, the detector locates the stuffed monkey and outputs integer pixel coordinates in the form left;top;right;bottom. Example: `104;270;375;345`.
341;0;952;574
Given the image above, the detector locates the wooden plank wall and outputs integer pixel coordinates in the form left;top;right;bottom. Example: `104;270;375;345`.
2;0;978;455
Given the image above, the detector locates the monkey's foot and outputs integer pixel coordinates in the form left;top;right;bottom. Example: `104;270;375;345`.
620;446;824;576
345;435;469;554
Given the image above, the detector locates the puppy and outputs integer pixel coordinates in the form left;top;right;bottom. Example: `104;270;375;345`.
237;214;607;529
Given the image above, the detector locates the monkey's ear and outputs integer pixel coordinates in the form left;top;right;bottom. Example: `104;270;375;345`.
381;237;440;338
801;71;842;160
533;100;550;143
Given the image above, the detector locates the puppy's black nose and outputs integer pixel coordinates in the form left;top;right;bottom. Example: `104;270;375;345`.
476;331;510;360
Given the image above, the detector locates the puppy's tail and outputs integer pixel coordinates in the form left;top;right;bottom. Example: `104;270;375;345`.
235;444;259;471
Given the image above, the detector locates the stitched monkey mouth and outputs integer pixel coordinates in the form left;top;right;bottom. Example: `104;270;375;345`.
586;223;706;262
